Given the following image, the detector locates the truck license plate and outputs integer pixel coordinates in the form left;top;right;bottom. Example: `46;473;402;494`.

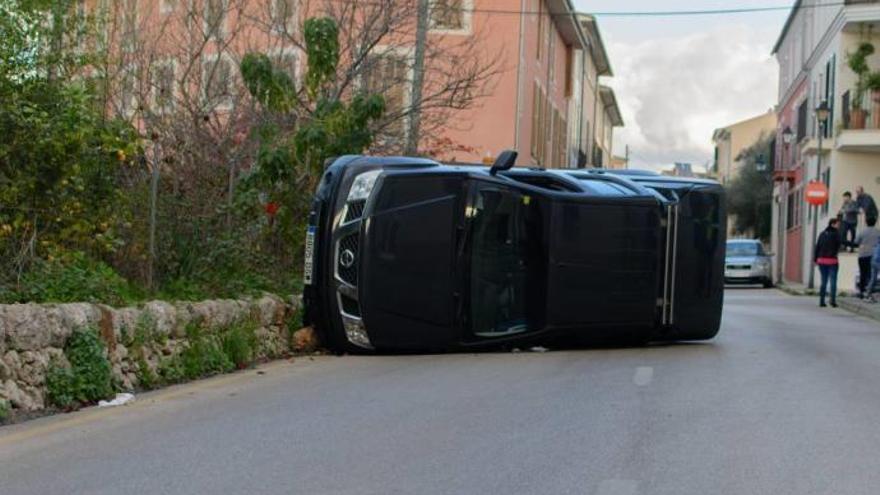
303;226;316;285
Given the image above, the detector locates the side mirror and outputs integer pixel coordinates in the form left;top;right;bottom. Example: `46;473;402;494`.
489;150;518;176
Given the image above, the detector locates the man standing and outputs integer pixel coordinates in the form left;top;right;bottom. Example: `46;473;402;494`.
857;186;878;225
854;217;880;298
814;218;842;308
840;191;859;251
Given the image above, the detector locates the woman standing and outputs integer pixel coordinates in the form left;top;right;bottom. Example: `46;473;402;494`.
814;218;842;308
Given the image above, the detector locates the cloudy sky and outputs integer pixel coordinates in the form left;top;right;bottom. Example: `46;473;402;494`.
572;0;791;171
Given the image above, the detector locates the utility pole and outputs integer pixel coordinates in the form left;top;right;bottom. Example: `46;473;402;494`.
406;0;430;155
625;145;630;169
807;101;830;290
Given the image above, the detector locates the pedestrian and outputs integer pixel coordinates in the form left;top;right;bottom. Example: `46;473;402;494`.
814;218;842;308
856;186;878;225
867;240;880;303
854;216;880;298
840;191;859;251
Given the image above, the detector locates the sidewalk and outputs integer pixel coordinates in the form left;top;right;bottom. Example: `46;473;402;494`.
776;282;880;323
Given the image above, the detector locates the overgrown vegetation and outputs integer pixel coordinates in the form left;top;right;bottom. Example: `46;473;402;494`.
0;4;388;305
46;328;114;409
0;399;9;422
138;318;261;389
726;135;774;241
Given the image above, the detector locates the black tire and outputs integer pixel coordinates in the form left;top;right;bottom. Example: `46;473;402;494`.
763;278;774;289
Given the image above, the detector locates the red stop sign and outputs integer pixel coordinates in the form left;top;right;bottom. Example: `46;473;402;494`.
805;180;829;206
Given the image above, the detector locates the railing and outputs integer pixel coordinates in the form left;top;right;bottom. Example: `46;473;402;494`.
842;89;879;130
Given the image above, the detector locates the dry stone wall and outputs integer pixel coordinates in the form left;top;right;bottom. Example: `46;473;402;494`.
0;294;307;413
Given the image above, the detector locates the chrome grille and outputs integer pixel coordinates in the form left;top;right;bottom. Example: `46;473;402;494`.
727;264;751;270
337;234;359;285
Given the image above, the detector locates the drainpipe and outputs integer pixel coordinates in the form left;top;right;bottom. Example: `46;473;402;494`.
513;0;527;154
592;73;600;167
577;48;586;167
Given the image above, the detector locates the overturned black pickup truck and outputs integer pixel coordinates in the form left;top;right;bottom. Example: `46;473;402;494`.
302;152;726;353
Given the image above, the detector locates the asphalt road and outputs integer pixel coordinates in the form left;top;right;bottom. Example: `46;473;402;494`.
3;289;880;494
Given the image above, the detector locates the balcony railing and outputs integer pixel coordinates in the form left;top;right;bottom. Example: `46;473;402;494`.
842;89;880;130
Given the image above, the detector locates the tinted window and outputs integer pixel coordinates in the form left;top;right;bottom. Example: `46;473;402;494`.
373;175;461;212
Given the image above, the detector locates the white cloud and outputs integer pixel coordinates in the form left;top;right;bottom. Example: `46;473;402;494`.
606;24;778;171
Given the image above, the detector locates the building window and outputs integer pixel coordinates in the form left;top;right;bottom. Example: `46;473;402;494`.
564;45;573;97
122;0;138;52
363;50;411;143
205;0;227;39
796;99;807;142
429;0;470;33
531;82;543;160
202;54;234;110
787;188;803;230
536;1;544;60
270;50;297;86
821;168;831;215
118;65;139;118
272;0;296;32
548;30;557;84
151;60;176;113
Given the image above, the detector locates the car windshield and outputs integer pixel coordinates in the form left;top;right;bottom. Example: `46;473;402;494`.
727;242;762;257
468;186;546;337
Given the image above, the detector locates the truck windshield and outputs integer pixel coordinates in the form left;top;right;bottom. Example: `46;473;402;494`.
468;186;545;338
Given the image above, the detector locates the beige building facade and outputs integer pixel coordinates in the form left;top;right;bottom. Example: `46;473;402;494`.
712;111;777;185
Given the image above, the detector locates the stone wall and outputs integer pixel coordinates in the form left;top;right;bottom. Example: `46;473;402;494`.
0;294;308;413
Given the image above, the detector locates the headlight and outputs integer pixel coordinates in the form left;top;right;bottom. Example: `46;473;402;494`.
347;170;383;202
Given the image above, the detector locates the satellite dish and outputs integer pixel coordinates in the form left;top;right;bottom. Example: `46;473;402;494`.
489;150;518;176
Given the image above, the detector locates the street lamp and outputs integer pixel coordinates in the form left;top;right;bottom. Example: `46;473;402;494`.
777;126;794;284
807;101;831;289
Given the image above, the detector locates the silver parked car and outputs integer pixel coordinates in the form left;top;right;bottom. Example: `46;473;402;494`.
725;239;773;288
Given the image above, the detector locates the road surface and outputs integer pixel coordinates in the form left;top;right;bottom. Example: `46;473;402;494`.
3;289;880;494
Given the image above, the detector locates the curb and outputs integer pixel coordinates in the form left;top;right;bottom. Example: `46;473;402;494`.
776;284;814;297
838;298;880;324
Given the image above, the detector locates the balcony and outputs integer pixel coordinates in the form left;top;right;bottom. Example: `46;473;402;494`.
836;89;880;152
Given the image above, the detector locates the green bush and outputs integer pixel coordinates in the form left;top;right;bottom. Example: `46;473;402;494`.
157;357;185;384
221;319;258;369
134;352;159;391
0;252;142;306
0;399;9;422
178;324;234;380
46;328;114;409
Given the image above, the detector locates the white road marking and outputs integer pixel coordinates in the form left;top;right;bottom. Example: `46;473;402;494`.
596;479;639;495
633;366;653;386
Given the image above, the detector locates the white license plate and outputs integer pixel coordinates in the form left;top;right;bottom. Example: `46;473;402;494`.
725;270;750;278
303;226;317;285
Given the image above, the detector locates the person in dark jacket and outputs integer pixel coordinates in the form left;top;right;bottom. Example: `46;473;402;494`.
857;186;878;225
839;191;859;251
814;218;842;307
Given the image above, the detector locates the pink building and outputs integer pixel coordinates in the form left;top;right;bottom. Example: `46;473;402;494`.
90;0;622;168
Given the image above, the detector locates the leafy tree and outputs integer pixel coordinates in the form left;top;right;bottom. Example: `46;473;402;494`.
726;135;774;241
239;17;385;261
0;0;140;291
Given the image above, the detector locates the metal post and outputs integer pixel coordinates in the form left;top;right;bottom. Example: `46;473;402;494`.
406;0;429;155
807;122;824;289
147;142;161;291
777;142;789;283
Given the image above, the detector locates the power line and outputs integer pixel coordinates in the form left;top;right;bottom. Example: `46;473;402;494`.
325;1;847;18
